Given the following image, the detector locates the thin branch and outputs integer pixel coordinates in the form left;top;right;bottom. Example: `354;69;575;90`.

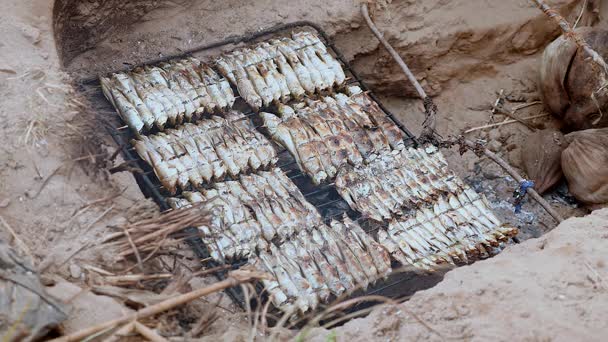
460;139;564;222
533;0;608;73
50;270;268;342
361;2;563;223
361;3;437;139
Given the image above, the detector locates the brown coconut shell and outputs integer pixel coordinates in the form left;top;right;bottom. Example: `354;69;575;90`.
561;128;608;204
540;27;608;131
521;129;567;194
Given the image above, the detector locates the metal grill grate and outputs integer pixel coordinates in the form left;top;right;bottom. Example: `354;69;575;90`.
77;21;433;312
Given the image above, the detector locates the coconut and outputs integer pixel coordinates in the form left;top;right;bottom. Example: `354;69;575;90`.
521;129;566;194
539;27;608;131
561;128;608;204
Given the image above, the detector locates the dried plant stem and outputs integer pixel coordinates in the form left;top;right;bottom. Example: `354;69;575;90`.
51;270;265;342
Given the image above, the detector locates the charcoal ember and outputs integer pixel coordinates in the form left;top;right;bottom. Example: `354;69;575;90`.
561;128;608;204
521;129;566;194
540;27;608;130
0;240;67;341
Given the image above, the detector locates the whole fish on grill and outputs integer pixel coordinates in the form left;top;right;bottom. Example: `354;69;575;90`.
121;72;168;130
249;257;295;314
158;63;196;122
218;54;263;110
259;250;308;313
291;35;335;88
255;44;291;102
327;221;378;283
271;243;318;310
262;112;328;184
346;86;405;150
298;230;347;296
178;58;216;114
237;52;273;107
133;137;178;193
317;225;369;290
274;39;316;94
341;215;392;278
144;65;186;122
287;38;327;91
101;79;146;134
160;62;201;118
287;239;331;302
193;58;235;110
293;31;346;86
111;73;156;130
251;50;282;102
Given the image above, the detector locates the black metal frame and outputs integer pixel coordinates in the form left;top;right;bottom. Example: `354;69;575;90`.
78;21;422;312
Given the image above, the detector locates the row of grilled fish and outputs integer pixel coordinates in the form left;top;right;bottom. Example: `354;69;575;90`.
100;57;235;134
249;215;391;314
379;191;518;271
132;111;276;194
167;168;323;261
262;86;404;184
336;145;467;221
215;31;346;110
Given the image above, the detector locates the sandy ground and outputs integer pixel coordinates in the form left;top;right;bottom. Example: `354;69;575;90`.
1;0;607;340
306;209;608;342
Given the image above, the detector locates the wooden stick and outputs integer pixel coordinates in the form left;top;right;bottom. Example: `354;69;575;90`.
361;3;436;137
51;270;265;342
533;0;608;73
134;322;169;342
103;273;173;285
122;224;145;274
0;214;34;263
462;140;564;223
494;107;537;131
361;2;563;224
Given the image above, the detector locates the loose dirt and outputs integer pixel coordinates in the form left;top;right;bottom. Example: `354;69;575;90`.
1;0;607;340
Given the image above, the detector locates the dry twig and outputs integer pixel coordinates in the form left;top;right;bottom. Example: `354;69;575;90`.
0;214;34;263
362;2;563;223
51;269;268;342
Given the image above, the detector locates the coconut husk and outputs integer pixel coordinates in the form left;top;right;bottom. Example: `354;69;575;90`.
521;129;567;194
540;27;608;130
561;128;608;204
